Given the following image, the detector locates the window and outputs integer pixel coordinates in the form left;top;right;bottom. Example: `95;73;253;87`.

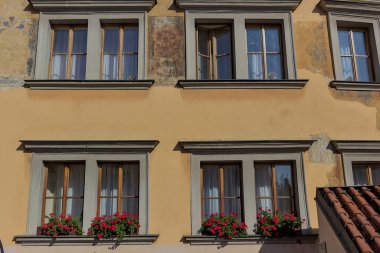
49;26;87;80
201;163;242;220
42;163;85;224
338;28;373;82
98;162;139;216
255;162;295;214
101;25;139;80
246;26;283;80
196;25;233;80
353;163;380;185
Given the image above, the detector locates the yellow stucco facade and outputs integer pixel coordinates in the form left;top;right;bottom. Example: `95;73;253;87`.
0;0;379;251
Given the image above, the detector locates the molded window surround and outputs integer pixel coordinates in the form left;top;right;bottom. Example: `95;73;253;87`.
333;140;380;186
181;11;305;89
179;140;314;235
33;13;148;90
325;12;380;91
21;140;159;235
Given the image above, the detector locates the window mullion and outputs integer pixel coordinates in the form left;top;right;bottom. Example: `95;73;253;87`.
368;165;373;185
41;165;49;225
200;167;204;221
212;31;217;80
48;29;55;79
97;165;102;216
62;165;70;216
349;30;358;81
262;26;267;80
118;26;124;80
220;165;224;214
272;164;277;211
66;27;74;80
118;164;123;213
100;28;105;79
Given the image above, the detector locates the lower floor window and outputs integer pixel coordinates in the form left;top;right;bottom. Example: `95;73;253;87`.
42;163;85;224
98;162;139;216
353;163;380;186
255;162;295;214
201;163;242;220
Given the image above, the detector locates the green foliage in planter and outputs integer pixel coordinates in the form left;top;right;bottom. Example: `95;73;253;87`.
255;208;304;237
87;212;140;240
200;212;248;239
41;213;83;238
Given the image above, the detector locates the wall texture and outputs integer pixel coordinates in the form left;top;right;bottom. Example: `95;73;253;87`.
0;0;379;251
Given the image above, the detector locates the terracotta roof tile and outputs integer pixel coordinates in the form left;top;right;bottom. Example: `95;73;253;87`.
319;186;380;253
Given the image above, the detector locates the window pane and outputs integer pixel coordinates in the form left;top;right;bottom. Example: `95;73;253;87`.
198;29;209;55
198;55;210;80
341;56;354;81
102;54;119;80
123;26;138;53
53;30;69;53
100;198;117;216
353;165;369;186
267;54;283;79
51;55;67;80
122;163;139;197
122;54;138;80
224;164;241;197
255;163;273;197
265;27;281;53
247;27;262;52
204;199;219;218
46;164;65;198
67;164;85;197
353;31;367;55
203;165;220;198
217;55;232;79
356;57;371;82
372;165;380;185
66;198;83;220
44;198;62;222
338;30;351;55
122;198;139;215
224;199;241;219
277;198;293;214
100;164;119;197
71;55;86;80
248;54;263;79
104;28;119;54
72;29;87;54
275;164;293;196
256;199;273;212
216;28;231;55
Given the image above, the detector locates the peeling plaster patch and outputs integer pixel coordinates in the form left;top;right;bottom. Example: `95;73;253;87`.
148;16;185;85
0;78;24;91
326;165;342;186
308;133;336;164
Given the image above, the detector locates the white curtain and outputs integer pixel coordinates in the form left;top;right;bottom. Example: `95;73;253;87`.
45;164;65;220
51;30;68;80
100;164;118;216
216;28;232;79
203;165;220;217
372;165;380;185
51;55;67;80
66;164;85;220
223;165;241;219
255;163;273;211
121;163;139;215
102;55;119;80
353;165;368;186
102;28;119;80
248;54;264;79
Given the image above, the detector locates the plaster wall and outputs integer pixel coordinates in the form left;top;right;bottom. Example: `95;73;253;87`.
0;0;379;249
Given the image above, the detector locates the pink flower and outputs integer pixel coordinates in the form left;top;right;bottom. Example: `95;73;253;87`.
97;233;103;238
218;232;223;237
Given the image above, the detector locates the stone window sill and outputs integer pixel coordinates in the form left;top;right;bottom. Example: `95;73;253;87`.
182;234;319;245
24;80;154;90
13;235;159;246
330;80;380;91
177;79;308;89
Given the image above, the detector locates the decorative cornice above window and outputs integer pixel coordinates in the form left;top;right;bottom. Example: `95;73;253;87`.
20;140;159;153
332;140;380;153
24;80;154;90
27;0;157;11
175;0;302;11
178;140;315;153
319;0;380;14
177;80;308;89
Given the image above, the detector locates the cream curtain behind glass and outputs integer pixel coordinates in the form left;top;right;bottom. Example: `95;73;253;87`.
100;164;118;216
202;164;220;218
223;164;241;219
66;164;85;220
255;163;273;211
45;164;65;221
122;163;139;215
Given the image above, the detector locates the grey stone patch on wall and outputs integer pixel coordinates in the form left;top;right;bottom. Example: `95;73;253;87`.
0;78;24;91
148;16;185;85
308;133;336;164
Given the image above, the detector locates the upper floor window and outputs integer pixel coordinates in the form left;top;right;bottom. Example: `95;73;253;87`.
246;26;283;80
338;28;373;82
101;25;139;80
42;163;85;224
98;162;139;216
50;26;87;80
255;162;295;214
196;25;233;80
201;163;242;220
353;163;380;186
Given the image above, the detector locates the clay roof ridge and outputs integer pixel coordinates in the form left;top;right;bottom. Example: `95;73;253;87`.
336;188;380;252
323;188;375;253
